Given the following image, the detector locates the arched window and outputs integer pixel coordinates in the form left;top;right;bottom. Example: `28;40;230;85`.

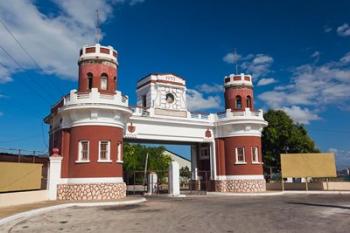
246;96;252;109
100;73;108;90
87;73;93;90
235;95;242;109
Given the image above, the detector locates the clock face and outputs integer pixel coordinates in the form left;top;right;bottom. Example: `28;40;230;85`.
166;93;175;104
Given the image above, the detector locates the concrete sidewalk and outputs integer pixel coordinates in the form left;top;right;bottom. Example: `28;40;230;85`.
0;196;146;226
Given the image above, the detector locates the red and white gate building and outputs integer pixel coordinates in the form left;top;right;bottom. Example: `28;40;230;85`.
45;42;268;200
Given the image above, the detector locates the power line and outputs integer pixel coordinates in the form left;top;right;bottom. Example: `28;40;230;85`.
0;18;64;95
0;45;52;104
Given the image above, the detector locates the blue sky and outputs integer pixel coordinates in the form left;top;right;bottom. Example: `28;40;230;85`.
0;0;350;169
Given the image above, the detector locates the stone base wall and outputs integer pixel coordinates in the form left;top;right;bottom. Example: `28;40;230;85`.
215;179;266;192
57;182;126;200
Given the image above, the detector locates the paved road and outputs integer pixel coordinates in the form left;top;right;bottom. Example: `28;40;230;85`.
1;194;350;233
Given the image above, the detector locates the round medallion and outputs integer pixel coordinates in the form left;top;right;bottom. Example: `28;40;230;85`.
166;93;175;104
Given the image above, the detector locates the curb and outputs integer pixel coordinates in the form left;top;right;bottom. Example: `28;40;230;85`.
0;198;146;226
207;192;283;197
207;191;350;196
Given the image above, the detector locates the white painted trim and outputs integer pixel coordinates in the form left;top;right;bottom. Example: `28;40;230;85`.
235;147;246;163
234;162;247;165
98;140;111;162
116;142;123;162
75;160;90;163
97;160;112;163
216;175;265;180
78;140;90;162
60;177;123;184
251;146;259;163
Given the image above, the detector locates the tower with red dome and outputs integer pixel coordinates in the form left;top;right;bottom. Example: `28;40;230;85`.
214;73;267;192
45;44;132;200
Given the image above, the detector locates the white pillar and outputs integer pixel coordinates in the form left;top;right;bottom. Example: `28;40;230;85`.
147;172;158;195
191;144;198;180
48;151;63;200
168;161;180;196
210;141;217;180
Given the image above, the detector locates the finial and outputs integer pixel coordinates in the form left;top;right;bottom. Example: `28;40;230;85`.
95;9;101;44
234;48;239;75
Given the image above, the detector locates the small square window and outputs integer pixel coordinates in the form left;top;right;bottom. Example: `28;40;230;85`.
77;140;89;162
116;143;123;163
252;147;259;163
235;147;245;164
99;140;111;162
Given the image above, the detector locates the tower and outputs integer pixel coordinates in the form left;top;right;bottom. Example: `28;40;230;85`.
214;73;267;192
78;44;118;94
224;73;254;111
45;44;132;200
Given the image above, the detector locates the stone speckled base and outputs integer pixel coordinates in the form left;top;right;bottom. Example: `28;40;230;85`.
57;183;126;200
215;179;266;192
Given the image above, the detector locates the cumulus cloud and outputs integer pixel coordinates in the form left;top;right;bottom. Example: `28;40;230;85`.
223;52;274;81
281;106;320;124
257;78;276;86
223;52;241;64
186;89;221;111
0;0;142;84
240;54;274;79
195;83;224;94
337;23;350;37
259;51;350;124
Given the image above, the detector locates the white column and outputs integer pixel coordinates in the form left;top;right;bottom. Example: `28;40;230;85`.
48;155;63;200
168;161;180;196
147;172;158;195
191;144;198;180
210;141;217;180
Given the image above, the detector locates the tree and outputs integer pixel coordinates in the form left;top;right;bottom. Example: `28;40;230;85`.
180;166;191;179
262;110;319;175
123;143;171;173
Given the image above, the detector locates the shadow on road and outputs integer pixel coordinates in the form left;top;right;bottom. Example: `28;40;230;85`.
287;202;350;210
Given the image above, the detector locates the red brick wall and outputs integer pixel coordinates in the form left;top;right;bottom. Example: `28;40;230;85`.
224;87;254;111
78;62;117;94
61;125;124;178
215;136;263;176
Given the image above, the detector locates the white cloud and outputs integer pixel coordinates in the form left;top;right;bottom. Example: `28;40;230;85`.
258;51;350;124
340;52;350;64
311;51;320;58
0;64;12;83
324;25;332;33
337;23;350;37
195;83;224;94
223;52;241;64
257;78;276;86
241;54;274;79
0;0;141;84
186;89;221;111
223;52;274;80
281;106;320;125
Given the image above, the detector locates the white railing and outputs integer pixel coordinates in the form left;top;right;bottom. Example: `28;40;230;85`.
215;108;264;120
63;88;129;107
130;106;264;122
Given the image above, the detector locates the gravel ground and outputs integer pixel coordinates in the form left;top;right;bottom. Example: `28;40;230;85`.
1;194;350;233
